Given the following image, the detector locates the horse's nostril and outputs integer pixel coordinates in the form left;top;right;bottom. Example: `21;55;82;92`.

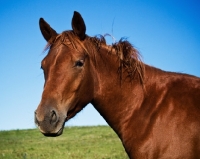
50;110;58;124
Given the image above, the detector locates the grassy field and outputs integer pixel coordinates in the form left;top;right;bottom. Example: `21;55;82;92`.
0;126;128;159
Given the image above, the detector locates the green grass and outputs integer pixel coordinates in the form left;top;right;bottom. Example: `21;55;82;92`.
0;126;128;159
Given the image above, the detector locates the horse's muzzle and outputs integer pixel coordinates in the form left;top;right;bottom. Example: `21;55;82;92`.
34;109;66;137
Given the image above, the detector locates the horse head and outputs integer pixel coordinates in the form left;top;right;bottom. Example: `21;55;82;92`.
35;11;94;136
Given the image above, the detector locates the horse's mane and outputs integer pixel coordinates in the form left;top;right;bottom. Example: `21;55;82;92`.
89;35;145;85
44;31;145;85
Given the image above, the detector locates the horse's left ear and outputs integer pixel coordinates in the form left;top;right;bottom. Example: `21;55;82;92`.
71;11;86;40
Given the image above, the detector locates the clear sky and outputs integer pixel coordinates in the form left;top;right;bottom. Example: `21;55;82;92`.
0;0;200;130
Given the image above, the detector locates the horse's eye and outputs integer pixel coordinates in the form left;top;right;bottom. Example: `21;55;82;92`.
75;60;84;67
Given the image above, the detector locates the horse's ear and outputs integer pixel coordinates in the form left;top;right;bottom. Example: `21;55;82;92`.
39;18;58;42
71;11;86;40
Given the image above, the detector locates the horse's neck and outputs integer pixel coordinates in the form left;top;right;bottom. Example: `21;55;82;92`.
90;45;144;136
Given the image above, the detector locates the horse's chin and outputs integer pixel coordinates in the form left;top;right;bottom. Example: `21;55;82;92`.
37;120;66;137
42;126;64;137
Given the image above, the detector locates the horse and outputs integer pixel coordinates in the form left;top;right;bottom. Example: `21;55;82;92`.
35;11;200;158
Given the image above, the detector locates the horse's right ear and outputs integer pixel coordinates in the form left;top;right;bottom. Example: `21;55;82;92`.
71;11;86;40
39;18;58;42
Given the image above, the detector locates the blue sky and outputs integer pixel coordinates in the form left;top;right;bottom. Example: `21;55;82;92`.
0;0;199;130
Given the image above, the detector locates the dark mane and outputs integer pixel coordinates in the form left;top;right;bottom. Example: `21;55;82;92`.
89;35;145;85
113;39;144;84
44;31;145;85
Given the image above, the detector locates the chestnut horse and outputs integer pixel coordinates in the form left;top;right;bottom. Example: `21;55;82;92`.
35;11;200;158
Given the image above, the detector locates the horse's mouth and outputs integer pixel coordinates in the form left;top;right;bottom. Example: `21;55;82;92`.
42;125;64;137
